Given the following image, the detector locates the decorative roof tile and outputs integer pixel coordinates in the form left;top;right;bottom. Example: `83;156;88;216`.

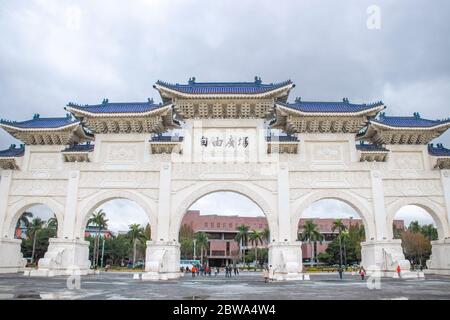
266;135;299;142
278;98;384;113
0;144;25;157
150;135;184;142
63;143;94;153
356;143;389;152
155;77;293;95
372;112;450;128
0;114;79;129
428;143;450;157
66;99;168;114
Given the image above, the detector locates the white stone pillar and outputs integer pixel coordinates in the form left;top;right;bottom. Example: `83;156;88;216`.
360;170;412;276
370;170;388;240
440;170;450;230
62;171;80;239
0;170;13;237
277;162;291;242
156;162;171;241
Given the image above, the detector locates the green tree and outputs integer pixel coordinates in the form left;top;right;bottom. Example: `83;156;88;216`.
46;214;58;235
420;224;438;241
27;217;45;263
127;223;145;268
408;221;421;233
248;230;264;265
331;219;348;267
87;209;109;268
179;224;195;259
144;223;152;241
195;232;209;265
299;220;324;265
262;227;270;244
401;229;431;266
235;224;249;264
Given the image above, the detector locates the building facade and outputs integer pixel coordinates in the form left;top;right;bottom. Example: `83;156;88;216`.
181;210;405;265
0;77;449;280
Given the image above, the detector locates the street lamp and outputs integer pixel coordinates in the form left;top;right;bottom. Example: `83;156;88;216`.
193;239;197;260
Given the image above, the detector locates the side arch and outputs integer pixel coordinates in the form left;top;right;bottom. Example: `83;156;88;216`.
386;197;449;240
169;181;279;241
3;197;65;238
290;189;376;241
74;189;158;239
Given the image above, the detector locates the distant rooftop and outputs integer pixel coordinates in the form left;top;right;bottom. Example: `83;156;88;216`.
66;99;169;114
277;98;384;113
0;144;25;157
372;112;450;128
0;114;79;129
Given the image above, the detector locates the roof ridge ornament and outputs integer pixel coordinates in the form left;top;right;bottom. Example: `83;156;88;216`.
379;112;386;120
413;112;421;119
102;98;109;104
33;113;40;119
254;76;262;85
147;98;154;104
295;97;302;103
188;77;196;85
343;97;349;103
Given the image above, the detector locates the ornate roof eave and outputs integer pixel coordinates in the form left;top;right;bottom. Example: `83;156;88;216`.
66;103;173;118
274;102;385;117
369;120;450;132
154;83;295;101
0;121;93;145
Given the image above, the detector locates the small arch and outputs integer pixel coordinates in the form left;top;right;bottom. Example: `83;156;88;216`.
4;197;64;239
170;182;278;241
291;190;376;242
386;198;449;240
75;190;158;239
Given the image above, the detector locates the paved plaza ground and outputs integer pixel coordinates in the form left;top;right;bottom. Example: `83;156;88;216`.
0;271;449;300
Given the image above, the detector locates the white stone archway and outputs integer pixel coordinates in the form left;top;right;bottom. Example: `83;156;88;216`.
290;189;376;242
169;181;279;242
3;197;65;239
75;189;158;240
386;198;449;240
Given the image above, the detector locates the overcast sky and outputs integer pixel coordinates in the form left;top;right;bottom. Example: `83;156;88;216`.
2;1;448;230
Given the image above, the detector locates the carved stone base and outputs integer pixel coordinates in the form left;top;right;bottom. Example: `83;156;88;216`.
28;238;90;277
426;239;450;275
0;238;26;273
361;239;414;277
142;241;183;281
268;241;303;281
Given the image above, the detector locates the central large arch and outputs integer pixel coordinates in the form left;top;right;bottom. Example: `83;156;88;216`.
169;181;279;242
290;189;377;242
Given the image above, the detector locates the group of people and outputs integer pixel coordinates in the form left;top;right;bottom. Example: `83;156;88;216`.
181;265;242;278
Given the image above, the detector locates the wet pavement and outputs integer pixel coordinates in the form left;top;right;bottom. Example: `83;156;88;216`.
0;271;449;300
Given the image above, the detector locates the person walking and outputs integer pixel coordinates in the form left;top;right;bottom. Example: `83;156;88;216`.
263;267;269;283
359;266;366;281
233;266;237;276
338;266;343;280
396;265;402;278
191;266;196;278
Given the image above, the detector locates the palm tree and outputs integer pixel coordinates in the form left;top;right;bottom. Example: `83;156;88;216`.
195;232;209;265
87;209;109;268
299;220;324;266
331;219;348;268
128;224;145;268
144;223;152;241
262;227;270;244
15;211;33;238
235;224;250;264
46;214;58;237
249;230;263;265
27;217;45;264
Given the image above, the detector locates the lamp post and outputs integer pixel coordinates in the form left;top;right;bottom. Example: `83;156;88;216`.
193;239;197;260
100;238;105;268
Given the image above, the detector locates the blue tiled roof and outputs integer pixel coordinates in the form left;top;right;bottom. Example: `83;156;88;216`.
0;114;78;129
278;98;384;113
66;99;168;114
372;113;450;128
428;143;450;157
0;144;25;157
150;135;184;142
266;135;299;142
155;77;293;95
63;143;94;152
356;143;389;152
